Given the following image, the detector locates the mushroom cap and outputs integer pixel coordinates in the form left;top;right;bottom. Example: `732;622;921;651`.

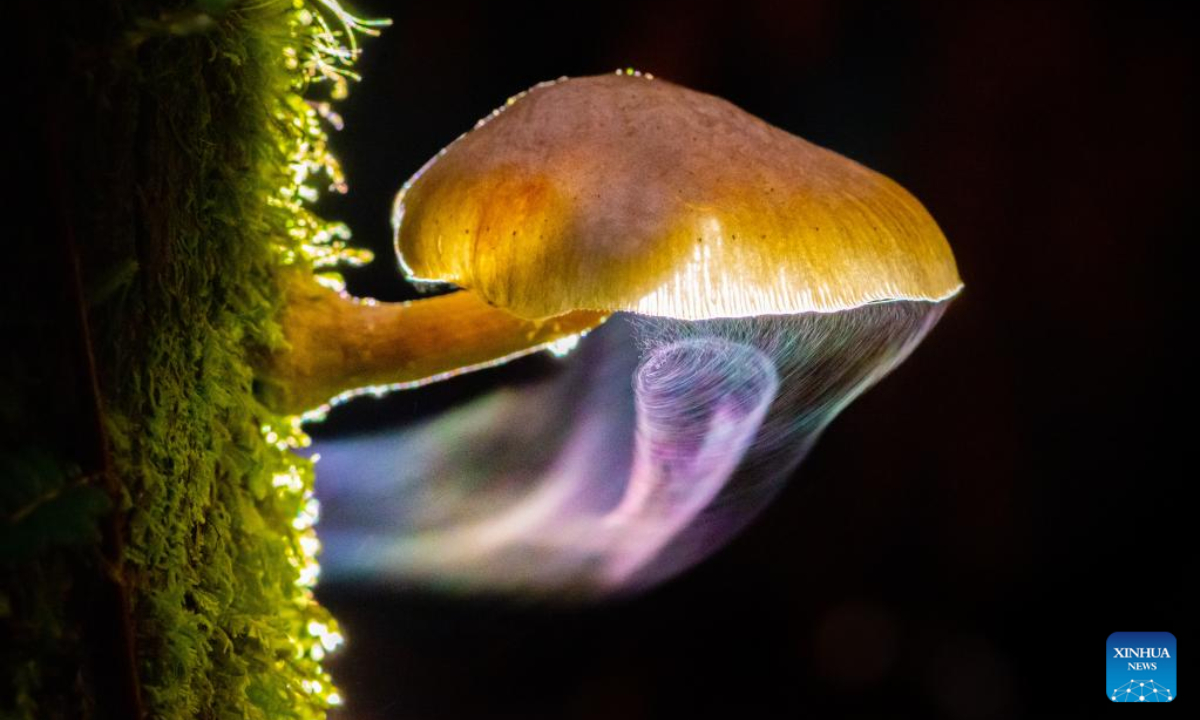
394;73;962;321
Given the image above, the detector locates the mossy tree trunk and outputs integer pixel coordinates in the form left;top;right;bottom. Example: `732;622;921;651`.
4;1;358;717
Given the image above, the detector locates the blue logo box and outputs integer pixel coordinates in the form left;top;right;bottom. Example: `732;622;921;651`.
1108;632;1176;703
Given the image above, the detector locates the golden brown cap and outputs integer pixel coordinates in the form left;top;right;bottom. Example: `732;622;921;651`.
394;73;962;320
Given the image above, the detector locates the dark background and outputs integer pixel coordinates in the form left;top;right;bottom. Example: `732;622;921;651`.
311;1;1193;717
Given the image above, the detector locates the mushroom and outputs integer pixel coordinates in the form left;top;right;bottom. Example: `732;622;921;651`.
290;72;961;595
395;73;959;320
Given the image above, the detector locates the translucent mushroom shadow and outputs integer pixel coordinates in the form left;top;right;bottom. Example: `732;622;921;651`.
314;300;947;598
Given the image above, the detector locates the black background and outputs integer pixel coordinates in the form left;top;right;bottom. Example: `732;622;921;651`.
310;1;1193;717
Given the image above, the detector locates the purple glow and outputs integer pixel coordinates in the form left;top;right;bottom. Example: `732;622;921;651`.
315;301;946;597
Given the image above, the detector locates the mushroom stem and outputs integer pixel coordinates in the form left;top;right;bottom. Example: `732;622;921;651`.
258;271;607;415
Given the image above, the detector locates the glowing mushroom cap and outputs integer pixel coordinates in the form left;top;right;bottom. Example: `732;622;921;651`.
394;72;961;321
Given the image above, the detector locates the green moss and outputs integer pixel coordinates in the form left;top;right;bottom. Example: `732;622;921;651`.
3;1;382;717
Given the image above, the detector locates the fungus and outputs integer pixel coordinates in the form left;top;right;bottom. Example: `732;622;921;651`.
285;73;962;595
